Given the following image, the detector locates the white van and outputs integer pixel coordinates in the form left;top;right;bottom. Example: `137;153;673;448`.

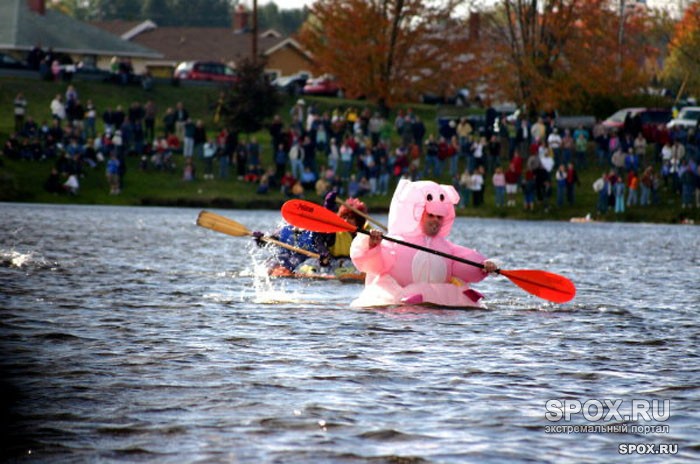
667;106;700;130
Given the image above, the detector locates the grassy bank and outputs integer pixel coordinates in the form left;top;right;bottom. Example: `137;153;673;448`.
1;75;697;225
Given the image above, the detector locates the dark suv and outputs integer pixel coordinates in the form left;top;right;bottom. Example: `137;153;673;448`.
173;61;239;83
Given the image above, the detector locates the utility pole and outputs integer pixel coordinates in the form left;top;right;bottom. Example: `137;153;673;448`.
252;0;258;63
617;0;626;84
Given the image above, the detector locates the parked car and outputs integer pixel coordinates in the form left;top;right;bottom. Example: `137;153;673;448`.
302;75;344;98
173;61;239;83
420;88;471;106
602;107;672;142
666;106;700;130
0;52;29;70
59;62;112;80
555;115;597;131
273;72;309;96
76;62;111;76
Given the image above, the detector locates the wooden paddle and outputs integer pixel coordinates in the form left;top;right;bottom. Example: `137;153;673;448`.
196;210;320;259
281;200;576;303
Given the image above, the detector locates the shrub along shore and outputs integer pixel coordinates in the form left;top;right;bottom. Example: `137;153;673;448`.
1;75;697;225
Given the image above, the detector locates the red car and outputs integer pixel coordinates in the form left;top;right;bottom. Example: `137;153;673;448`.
173;61;239;83
602;107;672;142
302;75;344;98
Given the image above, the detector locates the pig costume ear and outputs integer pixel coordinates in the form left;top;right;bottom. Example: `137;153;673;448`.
387;179;459;237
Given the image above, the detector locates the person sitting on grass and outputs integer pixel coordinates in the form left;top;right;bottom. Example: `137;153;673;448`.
280;171;296;197
300;166;317;191
244;164;261;183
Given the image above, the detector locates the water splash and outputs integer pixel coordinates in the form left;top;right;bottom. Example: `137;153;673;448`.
1;250;55;270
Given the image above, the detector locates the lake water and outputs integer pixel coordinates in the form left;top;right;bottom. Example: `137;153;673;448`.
1;203;699;463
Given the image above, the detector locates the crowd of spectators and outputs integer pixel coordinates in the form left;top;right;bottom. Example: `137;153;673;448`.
5;84;162;195
448;110;700;214
587;113;700;214
3;83;700;213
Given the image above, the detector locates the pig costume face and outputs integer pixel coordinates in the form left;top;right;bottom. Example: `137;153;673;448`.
387;179;460;238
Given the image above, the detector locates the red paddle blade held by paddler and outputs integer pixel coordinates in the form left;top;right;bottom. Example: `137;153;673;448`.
282;180;575;305
285;199;354;233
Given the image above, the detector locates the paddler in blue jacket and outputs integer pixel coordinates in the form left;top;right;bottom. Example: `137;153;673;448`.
253;223;322;276
252;191;367;277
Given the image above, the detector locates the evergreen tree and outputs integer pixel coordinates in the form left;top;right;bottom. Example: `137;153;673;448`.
168;0;230;27
95;0;143;20
141;0;170;25
55;0;307;32
258;3;307;36
219;58;282;134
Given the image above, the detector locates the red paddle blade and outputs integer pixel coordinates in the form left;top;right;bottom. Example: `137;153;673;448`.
281;200;357;233
499;269;576;303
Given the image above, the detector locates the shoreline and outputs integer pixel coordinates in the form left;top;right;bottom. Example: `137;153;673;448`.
4;198;697;226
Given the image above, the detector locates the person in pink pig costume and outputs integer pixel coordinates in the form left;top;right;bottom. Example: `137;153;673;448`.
350;179;498;308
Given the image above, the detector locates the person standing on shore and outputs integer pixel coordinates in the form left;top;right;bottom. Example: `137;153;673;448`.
144;100;156;143
492;166;506;207
470;165;485;207
50;94;65;122
695;165;700;209
84;99;96;139
14;92;27;134
614;175;626;214
183;119;195;158
175;102;189;140
555;164;567;208
626;170;639;207
566;162;580;206
162;107;176;137
593;172;607;214
458;167;472;208
505;161;520;207
203;138;217;180
106;152;120;195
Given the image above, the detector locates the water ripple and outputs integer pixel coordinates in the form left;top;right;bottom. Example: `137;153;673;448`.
1;204;698;463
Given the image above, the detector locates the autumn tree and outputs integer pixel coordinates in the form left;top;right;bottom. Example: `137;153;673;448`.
476;0;657;115
661;2;700;99
297;0;469;105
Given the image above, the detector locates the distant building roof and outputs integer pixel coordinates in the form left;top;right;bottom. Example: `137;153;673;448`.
263;38;311;60
91;19;311;66
0;0;161;58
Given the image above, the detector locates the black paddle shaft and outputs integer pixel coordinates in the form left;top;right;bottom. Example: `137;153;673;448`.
356;229;495;272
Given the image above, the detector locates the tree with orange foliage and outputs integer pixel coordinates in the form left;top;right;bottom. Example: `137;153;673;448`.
296;0;470;107
475;0;657;115
662;2;700;100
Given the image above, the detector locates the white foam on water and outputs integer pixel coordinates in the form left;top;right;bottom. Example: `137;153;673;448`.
1;250;52;269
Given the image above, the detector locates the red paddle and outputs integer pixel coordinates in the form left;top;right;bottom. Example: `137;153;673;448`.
281;199;576;303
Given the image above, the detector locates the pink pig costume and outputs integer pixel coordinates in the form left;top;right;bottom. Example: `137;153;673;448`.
350;179;490;308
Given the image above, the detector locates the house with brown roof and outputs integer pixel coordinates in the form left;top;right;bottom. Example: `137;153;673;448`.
91;5;314;80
